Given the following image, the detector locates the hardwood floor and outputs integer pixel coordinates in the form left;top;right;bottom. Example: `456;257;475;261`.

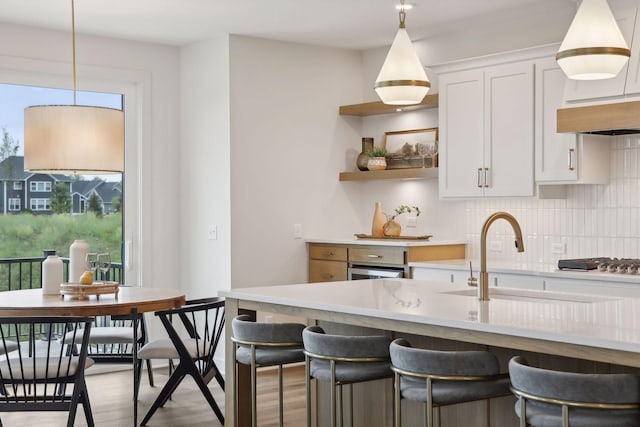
0;365;307;427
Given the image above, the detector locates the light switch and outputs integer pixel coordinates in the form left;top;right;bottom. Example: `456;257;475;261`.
294;224;302;239
208;224;217;240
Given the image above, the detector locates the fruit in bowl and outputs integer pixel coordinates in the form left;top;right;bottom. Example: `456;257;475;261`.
79;271;94;285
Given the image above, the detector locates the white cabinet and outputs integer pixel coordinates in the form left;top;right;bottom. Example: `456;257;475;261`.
535;57;611;184
563;6;638;101
412;267;472;285
545;277;640;298
439;62;534;198
492;272;544;290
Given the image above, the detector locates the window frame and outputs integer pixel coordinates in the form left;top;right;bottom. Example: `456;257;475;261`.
0;56;149;286
29;198;50;211
8;198;20;211
13;181;22;190
29;181;51;192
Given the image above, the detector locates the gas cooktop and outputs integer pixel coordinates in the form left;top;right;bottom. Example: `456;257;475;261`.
558;258;640;274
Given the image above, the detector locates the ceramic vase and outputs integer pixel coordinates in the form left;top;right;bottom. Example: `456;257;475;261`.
356;138;374;171
367;157;387;171
42;255;63;295
372;202;386;237
383;219;402;237
69;239;90;283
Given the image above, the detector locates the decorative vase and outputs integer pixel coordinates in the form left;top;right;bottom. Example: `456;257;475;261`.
383;219;402;237
42;255;63;295
371;202;386;237
367;157;387;171
69;239;90;283
356;138;374;171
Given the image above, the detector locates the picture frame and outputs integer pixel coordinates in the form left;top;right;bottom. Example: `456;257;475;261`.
383;127;438;169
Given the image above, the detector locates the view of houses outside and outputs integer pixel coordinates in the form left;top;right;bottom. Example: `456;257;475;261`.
0;83;123;288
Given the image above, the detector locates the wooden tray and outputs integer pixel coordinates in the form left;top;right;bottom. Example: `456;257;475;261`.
354;234;432;240
60;282;120;300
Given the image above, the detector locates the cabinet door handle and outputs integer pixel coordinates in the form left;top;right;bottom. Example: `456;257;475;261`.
367;254;382;258
568;148;575;171
483;168;490;187
477;168;482;187
324;251;335;257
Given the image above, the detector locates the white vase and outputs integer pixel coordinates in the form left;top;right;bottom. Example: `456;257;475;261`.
42;255;63;295
69;239;90;283
367;157;387;171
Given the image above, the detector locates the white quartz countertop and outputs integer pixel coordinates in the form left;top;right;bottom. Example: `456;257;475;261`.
220;279;640;355
305;237;467;247
410;258;640;284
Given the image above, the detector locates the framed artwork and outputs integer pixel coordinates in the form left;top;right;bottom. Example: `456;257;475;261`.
383;127;438;169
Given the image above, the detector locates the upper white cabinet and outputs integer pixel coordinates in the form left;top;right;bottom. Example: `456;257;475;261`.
535;57;611;184
564;6;639;101
439;62;535;198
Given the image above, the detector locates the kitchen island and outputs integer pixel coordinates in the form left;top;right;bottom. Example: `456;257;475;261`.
221;279;640;426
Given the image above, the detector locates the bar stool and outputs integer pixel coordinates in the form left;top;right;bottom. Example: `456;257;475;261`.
231;314;306;427
509;356;640;427
389;338;510;427
302;325;392;427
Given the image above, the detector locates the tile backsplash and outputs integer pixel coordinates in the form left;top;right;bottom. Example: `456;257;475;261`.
465;136;640;268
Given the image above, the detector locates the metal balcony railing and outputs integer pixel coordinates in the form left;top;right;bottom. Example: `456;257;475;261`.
0;250;123;292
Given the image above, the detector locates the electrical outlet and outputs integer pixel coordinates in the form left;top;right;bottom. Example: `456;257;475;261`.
207;224;217;240
406;216;418;228
293;223;302;239
551;242;566;254
489;241;503;252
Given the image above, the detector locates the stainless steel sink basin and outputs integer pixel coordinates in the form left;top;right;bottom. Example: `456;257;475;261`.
442;288;616;304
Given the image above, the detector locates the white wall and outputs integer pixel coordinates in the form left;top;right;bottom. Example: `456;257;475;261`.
228;35;364;288
179;37;232;299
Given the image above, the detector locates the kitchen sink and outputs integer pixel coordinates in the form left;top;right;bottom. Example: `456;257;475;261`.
441;288;616;304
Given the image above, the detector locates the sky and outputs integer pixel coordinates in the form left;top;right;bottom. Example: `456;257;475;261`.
0;83;123;182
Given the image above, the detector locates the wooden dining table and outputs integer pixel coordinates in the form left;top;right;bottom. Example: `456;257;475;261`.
0;285;186;426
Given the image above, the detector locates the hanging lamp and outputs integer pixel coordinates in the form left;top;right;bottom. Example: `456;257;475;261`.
24;0;124;174
374;0;430;105
556;0;631;80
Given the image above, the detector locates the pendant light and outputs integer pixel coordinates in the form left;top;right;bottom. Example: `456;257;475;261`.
24;0;124;174
374;0;430;105
556;0;631;80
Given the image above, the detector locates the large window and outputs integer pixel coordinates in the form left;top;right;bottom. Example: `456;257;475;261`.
29;198;50;211
13;182;22;190
8;198;20;211
0;62;142;286
29;181;51;192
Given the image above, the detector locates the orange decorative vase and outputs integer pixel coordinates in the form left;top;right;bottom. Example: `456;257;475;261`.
383;220;401;237
372;202;385;237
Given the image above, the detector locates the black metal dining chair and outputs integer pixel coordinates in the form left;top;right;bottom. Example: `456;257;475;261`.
0;316;95;427
137;297;225;426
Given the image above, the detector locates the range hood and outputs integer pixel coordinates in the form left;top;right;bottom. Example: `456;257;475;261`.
557;100;640;135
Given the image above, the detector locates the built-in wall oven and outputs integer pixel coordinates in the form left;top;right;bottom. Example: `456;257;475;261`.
348;265;405;280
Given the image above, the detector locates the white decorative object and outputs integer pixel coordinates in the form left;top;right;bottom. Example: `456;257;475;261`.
374;0;430;105
42;255;63;295
69;239;90;282
557;0;630;80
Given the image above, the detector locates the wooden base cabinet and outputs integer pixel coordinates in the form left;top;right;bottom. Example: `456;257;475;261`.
308;242;466;283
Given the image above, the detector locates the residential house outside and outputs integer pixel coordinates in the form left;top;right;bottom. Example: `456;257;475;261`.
0;156;121;215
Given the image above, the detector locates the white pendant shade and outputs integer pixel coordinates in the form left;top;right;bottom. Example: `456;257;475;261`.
557;0;630;80
375;27;430;105
24;105;124;174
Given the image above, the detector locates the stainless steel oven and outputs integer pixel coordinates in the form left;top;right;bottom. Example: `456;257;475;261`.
348;265;405;280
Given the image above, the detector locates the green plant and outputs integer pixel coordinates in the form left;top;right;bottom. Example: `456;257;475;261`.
367;146;387;158
386;205;421;221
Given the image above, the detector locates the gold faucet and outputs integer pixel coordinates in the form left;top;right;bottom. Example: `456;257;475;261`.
477;212;525;301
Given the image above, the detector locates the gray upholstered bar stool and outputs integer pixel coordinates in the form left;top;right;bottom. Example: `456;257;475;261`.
509;356;640;427
302;325;393;427
389;338;511;427
231;314;306;427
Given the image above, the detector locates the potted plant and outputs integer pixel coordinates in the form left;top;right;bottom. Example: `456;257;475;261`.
367;146;388;171
384;205;421;236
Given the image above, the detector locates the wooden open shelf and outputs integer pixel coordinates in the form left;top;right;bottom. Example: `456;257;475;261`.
339;94;439;116
339;168;438;181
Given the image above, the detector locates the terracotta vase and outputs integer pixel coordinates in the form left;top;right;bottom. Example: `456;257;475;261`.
383;220;401;237
367;157;387;171
371;202;385;237
356;138;374;171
